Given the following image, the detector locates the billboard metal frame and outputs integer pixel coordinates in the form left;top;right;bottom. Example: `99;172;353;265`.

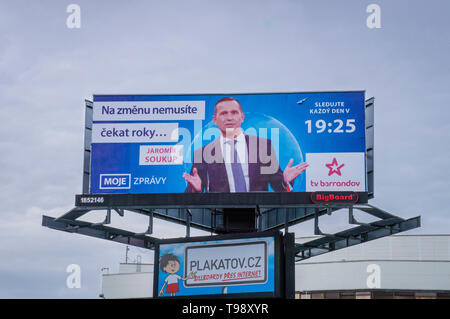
42;203;420;262
41;93;420;298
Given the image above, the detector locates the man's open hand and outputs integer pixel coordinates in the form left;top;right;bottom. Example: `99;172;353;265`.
182;168;202;192
283;159;309;184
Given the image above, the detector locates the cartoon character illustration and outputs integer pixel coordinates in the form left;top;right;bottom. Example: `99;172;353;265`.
158;253;195;296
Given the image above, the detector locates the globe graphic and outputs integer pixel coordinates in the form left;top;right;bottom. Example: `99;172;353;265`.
183;112;305;191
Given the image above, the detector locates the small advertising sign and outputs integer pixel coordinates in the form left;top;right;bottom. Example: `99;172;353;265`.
154;232;282;298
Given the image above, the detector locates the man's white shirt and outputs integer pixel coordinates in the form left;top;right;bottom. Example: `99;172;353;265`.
220;133;250;192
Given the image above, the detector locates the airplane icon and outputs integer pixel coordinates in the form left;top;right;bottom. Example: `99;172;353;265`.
297;98;307;105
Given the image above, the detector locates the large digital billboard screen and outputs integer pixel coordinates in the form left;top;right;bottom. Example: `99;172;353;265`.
154;233;281;298
90;91;366;197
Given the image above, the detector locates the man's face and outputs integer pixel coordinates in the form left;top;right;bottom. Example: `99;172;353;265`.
213;100;245;137
163;260;180;274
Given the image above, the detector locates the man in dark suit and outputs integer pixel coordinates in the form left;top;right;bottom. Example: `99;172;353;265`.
183;97;308;193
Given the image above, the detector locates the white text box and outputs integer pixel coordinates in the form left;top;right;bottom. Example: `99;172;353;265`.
93;101;205;121
306;152;366;191
92;123;178;143
185;241;267;287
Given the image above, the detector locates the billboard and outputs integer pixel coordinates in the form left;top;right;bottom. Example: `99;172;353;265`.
89;91;366;199
154;232;283;298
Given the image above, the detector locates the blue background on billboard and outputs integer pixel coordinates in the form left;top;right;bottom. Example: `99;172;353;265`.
90;92;366;194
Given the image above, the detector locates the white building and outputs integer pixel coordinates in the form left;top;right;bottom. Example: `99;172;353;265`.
295;234;450;299
100;234;450;299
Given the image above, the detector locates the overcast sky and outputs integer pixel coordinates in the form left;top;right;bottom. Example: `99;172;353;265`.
0;0;449;298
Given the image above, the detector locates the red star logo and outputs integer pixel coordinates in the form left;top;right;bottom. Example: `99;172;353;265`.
325;158;344;176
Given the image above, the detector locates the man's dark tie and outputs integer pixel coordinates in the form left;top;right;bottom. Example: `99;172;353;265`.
231;140;247;192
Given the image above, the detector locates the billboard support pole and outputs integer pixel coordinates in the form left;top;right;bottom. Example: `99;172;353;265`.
314;209;320;235
348;206;369;226
284;209;289;234
283;232;295;299
114;208;124;217
256;205;262;232
186;209;192;238
211;209;216;235
147;210;153;235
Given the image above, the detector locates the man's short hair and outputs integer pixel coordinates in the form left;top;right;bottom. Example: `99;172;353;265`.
214;97;243;115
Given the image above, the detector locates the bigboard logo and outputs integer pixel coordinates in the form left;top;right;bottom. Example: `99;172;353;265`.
311;191;359;204
100;174;131;189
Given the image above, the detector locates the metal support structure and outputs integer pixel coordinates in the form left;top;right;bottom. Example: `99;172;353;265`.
42;201;420;261
147;210;153;235
185;209;192;238
92;209;111;227
42;215;159;250
82;100;93;194
284;209;289;234
256;205;262;232
295;205;420;261
114;208;124;217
